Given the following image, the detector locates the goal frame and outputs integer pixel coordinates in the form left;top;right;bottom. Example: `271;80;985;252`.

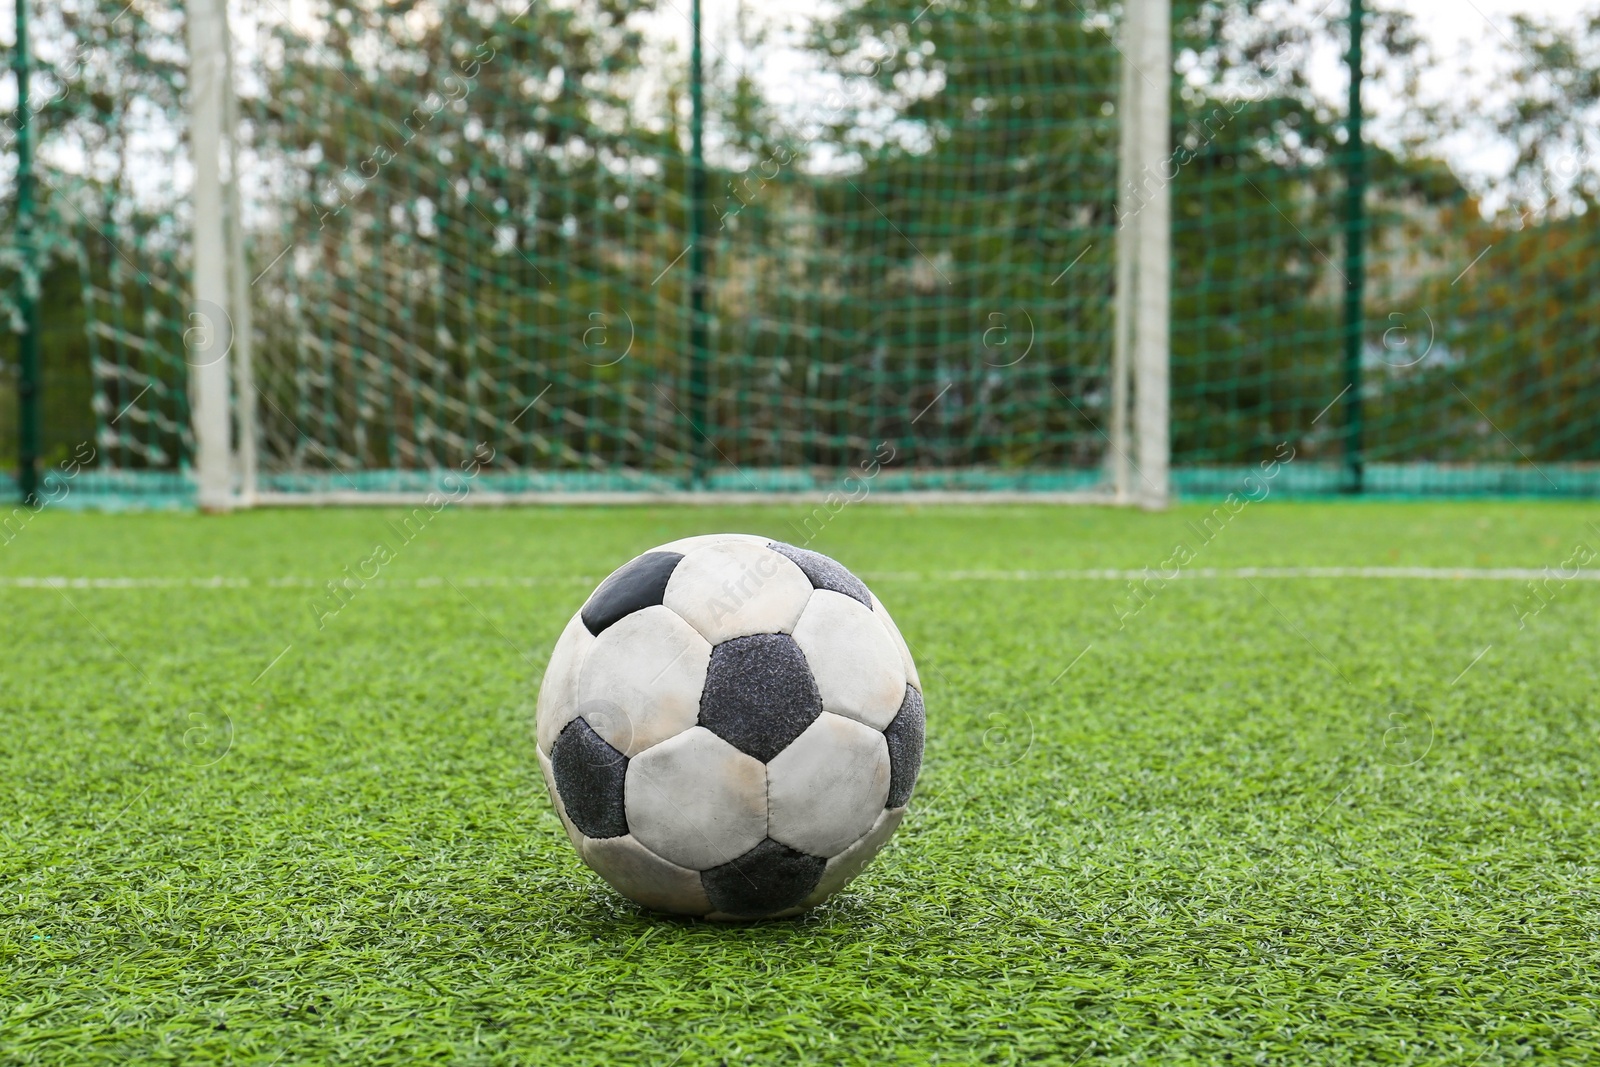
187;0;1171;510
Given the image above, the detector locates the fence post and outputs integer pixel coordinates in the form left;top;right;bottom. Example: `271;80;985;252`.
187;0;234;511
687;0;709;489
13;0;40;507
1342;0;1366;493
1133;0;1171;510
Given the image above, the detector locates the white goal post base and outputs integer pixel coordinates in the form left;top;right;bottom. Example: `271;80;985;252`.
249;490;1123;507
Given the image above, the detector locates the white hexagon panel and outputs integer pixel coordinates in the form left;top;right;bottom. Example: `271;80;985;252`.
624;726;768;869
663;541;814;645
534;536;925;920
766;713;890;857
534;613;596;756
791;589;906;729
572;606;710;756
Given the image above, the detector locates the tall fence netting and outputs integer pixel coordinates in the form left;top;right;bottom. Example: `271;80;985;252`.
4;0;1598;501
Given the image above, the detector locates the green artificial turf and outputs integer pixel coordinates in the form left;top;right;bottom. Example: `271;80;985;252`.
2;502;1597;1065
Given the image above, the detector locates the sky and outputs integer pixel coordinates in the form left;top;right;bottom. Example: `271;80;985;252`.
1312;0;1589;200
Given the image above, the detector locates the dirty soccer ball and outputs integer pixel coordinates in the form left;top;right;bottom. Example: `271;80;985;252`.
535;533;924;920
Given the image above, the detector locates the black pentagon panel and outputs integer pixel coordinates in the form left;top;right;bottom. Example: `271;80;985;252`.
580;551;685;636
699;634;822;763
767;542;871;608
549;718;629;838
883;685;925;808
701;838;827;917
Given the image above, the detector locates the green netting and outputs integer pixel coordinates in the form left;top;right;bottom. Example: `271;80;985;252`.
1167;2;1600;482
6;0;1598;503
2;0;193;492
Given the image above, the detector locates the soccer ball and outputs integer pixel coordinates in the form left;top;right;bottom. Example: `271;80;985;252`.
535;533;924;920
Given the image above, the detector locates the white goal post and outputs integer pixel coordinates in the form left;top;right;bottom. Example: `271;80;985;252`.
187;0;232;512
1114;0;1172;511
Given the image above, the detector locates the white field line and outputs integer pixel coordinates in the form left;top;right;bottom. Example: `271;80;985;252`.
869;566;1600;582
0;575;594;589
0;567;1595;590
